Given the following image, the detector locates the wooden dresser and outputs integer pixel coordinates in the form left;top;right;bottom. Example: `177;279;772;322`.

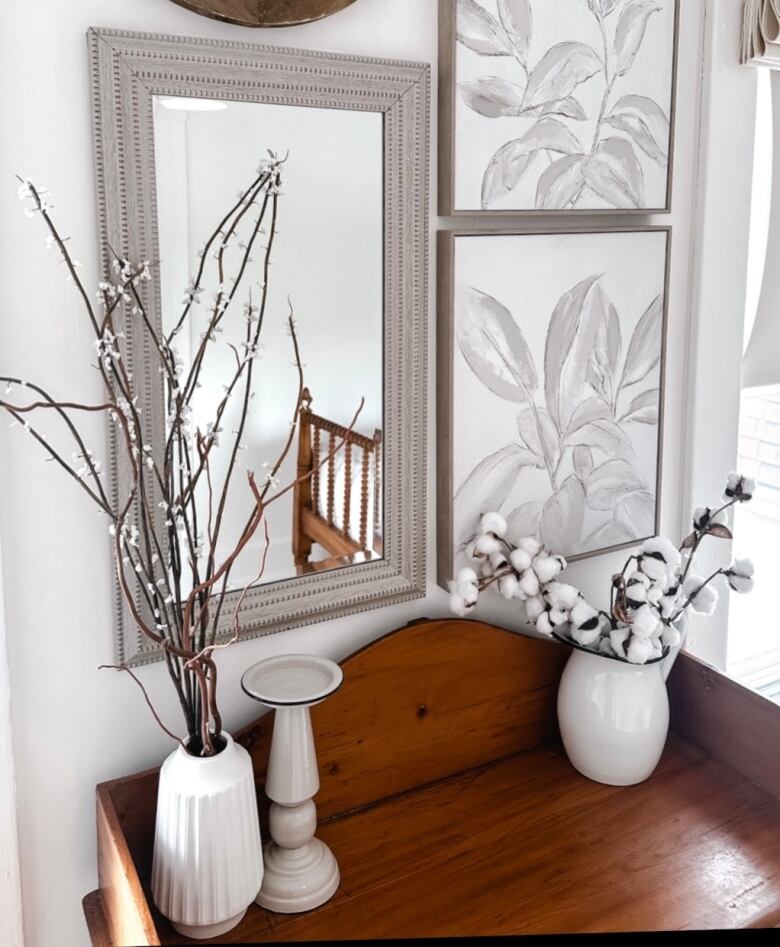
82;618;780;943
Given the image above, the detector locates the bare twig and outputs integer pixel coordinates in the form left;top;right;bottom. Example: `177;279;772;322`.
99;664;186;748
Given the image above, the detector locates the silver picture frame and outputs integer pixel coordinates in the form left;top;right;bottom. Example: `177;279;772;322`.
437;225;672;588
438;0;680;216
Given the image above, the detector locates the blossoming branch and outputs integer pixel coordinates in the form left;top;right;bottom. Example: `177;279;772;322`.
3;161;362;755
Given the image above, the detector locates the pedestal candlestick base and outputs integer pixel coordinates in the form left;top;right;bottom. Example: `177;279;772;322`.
241;654;344;916
256;838;340;913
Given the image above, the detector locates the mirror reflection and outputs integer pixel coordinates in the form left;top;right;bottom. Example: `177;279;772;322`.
153;96;384;591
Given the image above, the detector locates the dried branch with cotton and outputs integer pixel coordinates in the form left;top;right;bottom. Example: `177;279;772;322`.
4;161;362;755
450;472;756;665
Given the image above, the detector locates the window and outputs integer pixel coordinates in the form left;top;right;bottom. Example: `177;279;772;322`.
728;69;780;700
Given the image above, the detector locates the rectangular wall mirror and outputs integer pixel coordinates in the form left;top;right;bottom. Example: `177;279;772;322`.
89;29;429;665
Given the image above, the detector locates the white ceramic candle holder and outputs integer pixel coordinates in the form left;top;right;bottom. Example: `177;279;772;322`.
241;654;343;914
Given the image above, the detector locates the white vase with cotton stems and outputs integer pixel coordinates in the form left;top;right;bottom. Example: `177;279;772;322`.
449;473;757;786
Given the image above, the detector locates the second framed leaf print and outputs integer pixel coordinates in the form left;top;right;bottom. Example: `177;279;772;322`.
437;227;671;587
439;0;679;214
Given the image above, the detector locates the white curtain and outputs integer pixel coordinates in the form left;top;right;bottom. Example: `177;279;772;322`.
742;3;780;387
743;0;780;64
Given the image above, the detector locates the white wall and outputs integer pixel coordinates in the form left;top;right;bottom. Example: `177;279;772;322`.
0;537;23;947
0;2;705;945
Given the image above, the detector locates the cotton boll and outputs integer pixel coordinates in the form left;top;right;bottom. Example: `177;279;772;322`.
637;555;667;584
509;547;532;573
450;592;472;618
683;576;719;617
728;574;754;594
480;512;507;538
570;598;599;630
546;582;580;612
659;595;678;620
489;551;508;571
519;569;540;598
475;534;501;557
570;600;601;645
646;585;664;606
724;472;755;502
459;583;478;607
532;552;565;584
529;552;554;583
571;608;604;647
639;536;682;579
518;536;541;557
742;476;756;500
627;570;651;589
625;573;649;607
661;623;681;648
572;623;602;647
450;569;478;604
525;595;545;621
610;626;630;659
664;575;681;597
626;635;653;665
598;637;616;657
692;506;708;530
498;574;520;601
726;558;755;594
549;608;569;627
630;605;660;639
659;575;681;618
536;612;554;636
693;506;727;531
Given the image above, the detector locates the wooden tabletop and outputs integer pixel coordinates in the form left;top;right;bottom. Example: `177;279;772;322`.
82;620;780;943
83;735;780;943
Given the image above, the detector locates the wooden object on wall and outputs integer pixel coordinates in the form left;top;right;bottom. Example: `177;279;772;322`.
168;0;358;28
84;619;780;943
88;618;568;946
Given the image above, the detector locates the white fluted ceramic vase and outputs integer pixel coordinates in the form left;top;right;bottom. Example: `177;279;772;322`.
557;649;670;786
151;733;263;940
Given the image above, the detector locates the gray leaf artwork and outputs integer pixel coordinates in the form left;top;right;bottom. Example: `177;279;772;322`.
449;229;668;564
450;0;676;211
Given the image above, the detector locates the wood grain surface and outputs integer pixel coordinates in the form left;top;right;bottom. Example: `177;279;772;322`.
161;738;780;941
669;650;780;800
84;619;780;943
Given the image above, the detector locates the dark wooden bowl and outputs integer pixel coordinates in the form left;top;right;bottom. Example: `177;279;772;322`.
168;0;358;28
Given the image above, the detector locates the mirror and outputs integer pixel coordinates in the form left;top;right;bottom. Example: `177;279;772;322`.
153;96;384;590
89;29;429;664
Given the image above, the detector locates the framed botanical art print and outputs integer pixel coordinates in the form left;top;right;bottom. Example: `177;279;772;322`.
437;227;671;587
439;0;679;214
